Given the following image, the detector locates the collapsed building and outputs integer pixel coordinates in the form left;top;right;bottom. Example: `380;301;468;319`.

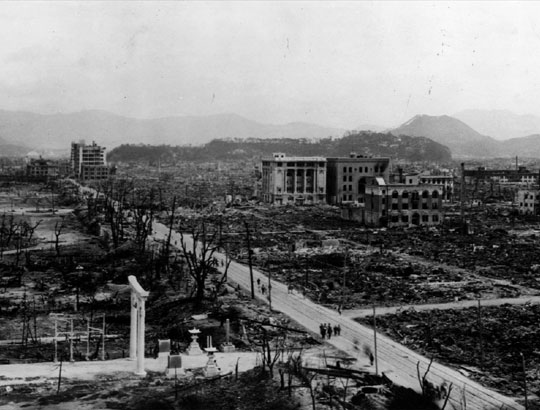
26;157;70;180
516;189;540;215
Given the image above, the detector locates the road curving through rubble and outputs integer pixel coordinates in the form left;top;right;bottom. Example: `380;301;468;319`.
151;221;524;410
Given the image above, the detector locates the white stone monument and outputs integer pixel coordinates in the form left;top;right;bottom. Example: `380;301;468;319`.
128;275;149;376
186;328;204;356
204;336;220;377
220;318;236;352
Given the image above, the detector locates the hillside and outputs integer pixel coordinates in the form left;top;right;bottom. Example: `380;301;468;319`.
454;109;540;140
0;110;345;150
500;134;540;157
0;134;28;156
390;115;500;158
108;132;452;163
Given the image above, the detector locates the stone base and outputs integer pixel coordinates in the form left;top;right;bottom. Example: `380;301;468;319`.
204;365;220;378
158;352;170;358
187;342;204;356
165;367;186;378
220;343;236;353
135;370;147;377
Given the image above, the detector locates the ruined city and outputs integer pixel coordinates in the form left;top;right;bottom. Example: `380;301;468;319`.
1;2;540;410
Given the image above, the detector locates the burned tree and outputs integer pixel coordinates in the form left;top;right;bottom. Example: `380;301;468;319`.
178;215;228;306
101;178;134;249
131;187;157;253
54;216;65;257
256;325;287;379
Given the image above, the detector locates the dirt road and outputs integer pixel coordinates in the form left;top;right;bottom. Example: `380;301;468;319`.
343;296;540;318
151;221;524;410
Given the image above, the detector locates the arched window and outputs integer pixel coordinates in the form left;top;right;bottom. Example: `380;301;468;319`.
402;191;409;210
411;191;419;209
432;190;439;198
392;190;399;199
422;190;429;199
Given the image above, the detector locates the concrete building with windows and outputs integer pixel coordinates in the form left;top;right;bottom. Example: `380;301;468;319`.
361;177;444;227
261;153;327;205
516;189;540;215
26;158;70;180
326;153;391;204
464;166;538;186
70;140;111;181
341;176;444;227
393;170;454;202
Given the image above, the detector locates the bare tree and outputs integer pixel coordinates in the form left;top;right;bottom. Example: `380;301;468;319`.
178;216;223;306
131;188;156;253
256;326;287;379
54;217;65;257
102;179;133;248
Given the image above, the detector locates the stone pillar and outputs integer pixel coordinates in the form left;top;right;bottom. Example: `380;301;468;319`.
136;299;146;376
128;275;149;376
129;293;137;360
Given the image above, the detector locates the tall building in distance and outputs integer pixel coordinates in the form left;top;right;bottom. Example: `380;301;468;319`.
70;140;112;181
326;153;391;204
261;153;327;205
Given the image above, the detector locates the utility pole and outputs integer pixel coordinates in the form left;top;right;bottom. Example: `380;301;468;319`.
521;352;529;410
373;305;379;376
460;163;466;234
477;298;484;369
244;221;255;299
341;249;348;313
268;268;272;311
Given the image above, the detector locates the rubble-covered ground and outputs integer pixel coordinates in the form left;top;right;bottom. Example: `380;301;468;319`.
173;204;540;309
357;305;540;408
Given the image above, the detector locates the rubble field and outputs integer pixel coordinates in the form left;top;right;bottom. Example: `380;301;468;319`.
174;205;539;309
357;304;540;408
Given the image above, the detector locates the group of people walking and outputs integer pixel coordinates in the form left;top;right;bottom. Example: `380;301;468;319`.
319;323;341;339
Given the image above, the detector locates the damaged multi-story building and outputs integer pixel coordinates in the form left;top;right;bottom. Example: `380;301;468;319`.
26;157;70;180
261;152;445;227
261;153;327;205
516;189;540;215
356;175;444;227
464;165;538;186
71;140;115;181
326;153;390;204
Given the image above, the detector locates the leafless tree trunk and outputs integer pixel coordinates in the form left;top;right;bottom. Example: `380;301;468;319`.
54;217;65;257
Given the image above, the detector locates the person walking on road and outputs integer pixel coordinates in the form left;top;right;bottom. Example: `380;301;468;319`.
320;323;326;339
257;278;261;292
327;324;333;339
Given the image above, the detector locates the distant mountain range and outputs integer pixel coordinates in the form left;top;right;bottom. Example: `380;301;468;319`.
390;114;540;158
0;110;345;152
390;115;499;158
4;108;540;159
454;109;540;140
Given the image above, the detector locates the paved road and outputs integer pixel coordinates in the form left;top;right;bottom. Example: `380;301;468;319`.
151;221;524;410
343;296;540;318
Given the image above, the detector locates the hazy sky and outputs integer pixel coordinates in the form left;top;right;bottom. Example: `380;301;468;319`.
1;1;540;128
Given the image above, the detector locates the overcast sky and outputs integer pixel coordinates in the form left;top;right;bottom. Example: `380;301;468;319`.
1;1;540;128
